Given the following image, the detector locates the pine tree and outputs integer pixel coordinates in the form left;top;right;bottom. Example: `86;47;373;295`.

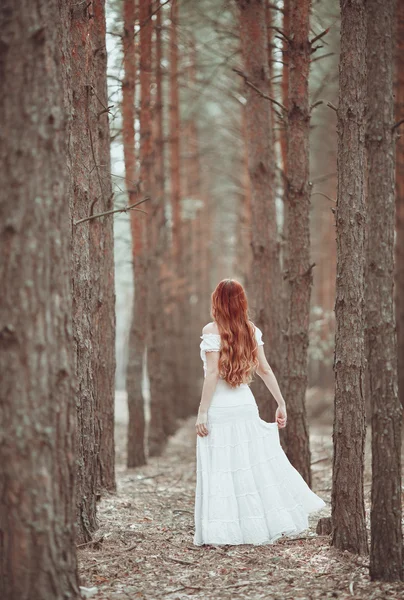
332;0;368;555
366;0;403;581
0;1;80;595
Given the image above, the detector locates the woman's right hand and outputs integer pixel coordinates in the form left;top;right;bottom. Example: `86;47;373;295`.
195;411;209;437
275;405;287;428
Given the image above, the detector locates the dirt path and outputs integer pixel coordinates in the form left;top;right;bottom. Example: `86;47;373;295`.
78;398;404;600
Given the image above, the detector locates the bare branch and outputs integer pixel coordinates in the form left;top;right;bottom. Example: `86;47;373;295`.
107;30;123;38
311;44;324;54
310;100;324;111
97;105;114;118
269;26;291;44
74;197;150;226
310;28;330;45
311;191;336;203
311;52;335;64
327;101;338;112
393;118;404;131
233;68;287;112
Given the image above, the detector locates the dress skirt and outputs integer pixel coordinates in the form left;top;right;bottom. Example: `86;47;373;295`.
193;379;326;546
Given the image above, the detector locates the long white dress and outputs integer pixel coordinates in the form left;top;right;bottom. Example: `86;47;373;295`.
193;325;326;546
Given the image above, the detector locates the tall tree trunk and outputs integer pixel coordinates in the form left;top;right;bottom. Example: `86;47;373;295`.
396;0;404;410
155;5;177;438
126;0;147;467
236;0;282;424
266;1;275;129
237;104;252;283
170;0;181;264
71;1;116;529
366;0;402;581
144;0;168;457
0;0;80;597
331;0;368;555
280;0;289;184
70;0;100;541
278;0;290;435
91;1;116;493
169;0;186;419
282;0;312;484
181;42;198;417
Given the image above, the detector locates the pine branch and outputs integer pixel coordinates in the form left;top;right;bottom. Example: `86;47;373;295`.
327;101;338;112
310;28;330;45
74;197;149;226
233;68;287;112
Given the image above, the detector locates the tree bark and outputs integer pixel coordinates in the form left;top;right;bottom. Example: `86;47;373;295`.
170;0;182;264
143;0;168;457
331;0;368;555
155;5;177;438
0;0;80;596
169;0;187;419
70;0;116;539
70;0;100;541
180;36;203;418
91;0;116;493
366;0;403;581
126;0;148;468
236;0;282;424
279;0;289;185
282;0;312;484
396;0;404;410
237;104;253;283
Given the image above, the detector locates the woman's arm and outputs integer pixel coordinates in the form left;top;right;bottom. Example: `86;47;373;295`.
256;346;286;410
195;351;219;437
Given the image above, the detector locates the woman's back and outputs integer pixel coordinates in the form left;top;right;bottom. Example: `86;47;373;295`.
199;320;264;382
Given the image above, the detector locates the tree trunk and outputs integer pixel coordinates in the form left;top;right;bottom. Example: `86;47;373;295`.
282;0;312;484
278;1;290;445
142;0;168;457
237;104;252;283
155;5;177;438
331;0;368;555
396;0;404;410
70;0;116;538
0;0;80;597
236;0;282;424
280;0;289;185
183;37;204;417
170;0;182;264
366;0;403;581
169;0;186;419
70;0;100;541
126;0;148;468
91;1;116;493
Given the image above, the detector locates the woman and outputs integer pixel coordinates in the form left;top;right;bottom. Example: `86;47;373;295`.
194;279;326;546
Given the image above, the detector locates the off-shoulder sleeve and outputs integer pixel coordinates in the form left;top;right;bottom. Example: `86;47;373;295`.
254;326;264;346
200;333;221;353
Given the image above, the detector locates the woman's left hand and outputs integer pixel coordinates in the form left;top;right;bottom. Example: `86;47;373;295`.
275;405;287;428
195;411;209;437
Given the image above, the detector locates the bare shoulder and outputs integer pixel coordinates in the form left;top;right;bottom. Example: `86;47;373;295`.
202;322;219;335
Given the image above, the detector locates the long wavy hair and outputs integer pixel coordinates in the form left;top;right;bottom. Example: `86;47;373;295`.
211;279;259;387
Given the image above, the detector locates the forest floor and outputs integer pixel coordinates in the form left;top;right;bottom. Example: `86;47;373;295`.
78;393;404;600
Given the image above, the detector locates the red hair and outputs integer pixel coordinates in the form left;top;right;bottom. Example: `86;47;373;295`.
211;279;259;387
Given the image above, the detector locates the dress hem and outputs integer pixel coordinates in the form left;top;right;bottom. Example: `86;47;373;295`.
192;503;326;547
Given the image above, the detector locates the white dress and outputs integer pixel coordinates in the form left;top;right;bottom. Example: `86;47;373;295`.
193;325;326;546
